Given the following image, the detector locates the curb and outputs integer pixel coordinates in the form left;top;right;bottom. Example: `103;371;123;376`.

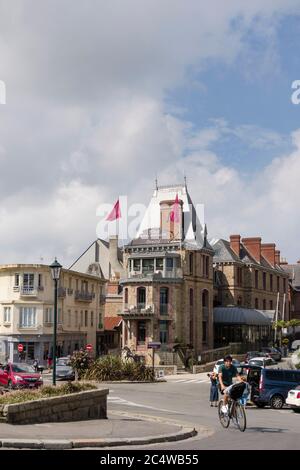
0;427;197;449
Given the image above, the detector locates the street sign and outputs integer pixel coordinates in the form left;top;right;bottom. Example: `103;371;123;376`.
148;342;161;349
17;344;24;352
86;344;93;351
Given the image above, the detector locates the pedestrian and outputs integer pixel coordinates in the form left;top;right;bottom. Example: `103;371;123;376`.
33;358;39;372
208;371;219;407
47;355;52;370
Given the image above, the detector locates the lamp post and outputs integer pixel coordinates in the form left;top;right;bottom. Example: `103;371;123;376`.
49;258;62;386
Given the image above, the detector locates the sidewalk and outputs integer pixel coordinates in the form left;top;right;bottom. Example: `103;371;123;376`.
0;412;197;449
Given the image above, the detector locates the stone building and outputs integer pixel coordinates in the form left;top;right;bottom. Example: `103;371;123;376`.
211;235;289;348
0;264;105;364
281;260;300;321
70;237;124;354
118;183;214;365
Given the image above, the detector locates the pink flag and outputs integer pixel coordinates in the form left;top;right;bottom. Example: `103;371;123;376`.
106;199;121;221
170;194;180;223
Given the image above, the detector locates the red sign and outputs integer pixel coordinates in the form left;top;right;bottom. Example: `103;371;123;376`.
17;344;24;352
85;344;93;351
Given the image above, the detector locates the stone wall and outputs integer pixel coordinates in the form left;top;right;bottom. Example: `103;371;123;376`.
0;389;108;425
154;365;177;375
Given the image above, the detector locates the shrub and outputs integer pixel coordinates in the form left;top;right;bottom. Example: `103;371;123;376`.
84;355;155;382
70;349;93;378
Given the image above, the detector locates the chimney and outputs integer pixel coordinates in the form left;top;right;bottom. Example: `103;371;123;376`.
297;260;300;264
160;199;183;240
241;237;261;263
261;243;276;267
109;235;124;279
275;250;280;266
230;235;241;257
280;258;288;265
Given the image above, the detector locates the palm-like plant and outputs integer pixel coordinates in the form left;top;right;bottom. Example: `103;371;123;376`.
272;320;288;347
287;319;300;341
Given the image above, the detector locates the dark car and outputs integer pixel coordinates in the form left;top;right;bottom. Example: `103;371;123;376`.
55;357;75;381
245;367;300;409
260;347;282;362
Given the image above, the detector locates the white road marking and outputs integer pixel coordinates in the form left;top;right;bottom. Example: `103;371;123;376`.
107;396;182;414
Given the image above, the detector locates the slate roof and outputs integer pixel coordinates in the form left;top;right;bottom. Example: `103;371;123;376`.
213;307;274;325
282;264;300;291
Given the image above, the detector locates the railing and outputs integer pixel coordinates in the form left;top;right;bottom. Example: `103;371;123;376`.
127;268;183;279
122;304;154;317
20;286;38;296
57;287;66;298
75;291;93;302
67;288;73;295
17;323;38;329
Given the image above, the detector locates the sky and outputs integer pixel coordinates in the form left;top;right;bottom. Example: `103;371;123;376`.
0;0;300;267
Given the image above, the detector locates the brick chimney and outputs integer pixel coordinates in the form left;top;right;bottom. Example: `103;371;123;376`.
275;250;280;266
261;243;276;267
241;237;261;263
230;235;241;257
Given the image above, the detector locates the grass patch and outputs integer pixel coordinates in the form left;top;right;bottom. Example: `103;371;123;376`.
0;382;96;406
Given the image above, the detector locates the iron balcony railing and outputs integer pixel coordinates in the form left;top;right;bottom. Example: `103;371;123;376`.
75;291;93;302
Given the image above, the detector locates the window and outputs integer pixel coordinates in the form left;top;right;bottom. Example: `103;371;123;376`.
84;310;88;327
133;259;141;271
269;300;273;310
159;320;168;344
202;321;207;343
142;258;154;273
255;298;259;309
237;267;243;286
263;272;267;290
263;299;266;310
237;296;242;306
14;274;20;287
4;307;11;323
255;270;259;289
45;308;53;323
91;311;94;327
67;309;71;327
137;287;146;308
270;275;273;291
137;320;146;344
75;311;78;327
206;256;209;278
277;276;280;292
69;277;72;289
38;274;43;288
98;312;102;328
124;288;128;304
189;253;194;275
189;288;194;306
156;258;163;270
283;278;286;292
19;307;36;327
166;258;173;270
160;287;169;315
76;279;79;291
23;273;34;288
58;308;62;324
80;311;83;326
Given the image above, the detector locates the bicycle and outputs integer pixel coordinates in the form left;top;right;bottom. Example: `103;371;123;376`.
218;396;247;432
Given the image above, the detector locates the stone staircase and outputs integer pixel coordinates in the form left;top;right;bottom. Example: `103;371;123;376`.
157;351;185;370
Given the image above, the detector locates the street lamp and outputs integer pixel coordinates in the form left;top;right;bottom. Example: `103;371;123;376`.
49;258;62;386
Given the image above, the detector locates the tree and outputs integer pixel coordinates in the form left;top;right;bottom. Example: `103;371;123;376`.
287;319;300;342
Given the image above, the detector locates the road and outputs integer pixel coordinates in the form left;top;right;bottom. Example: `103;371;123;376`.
104;371;300;450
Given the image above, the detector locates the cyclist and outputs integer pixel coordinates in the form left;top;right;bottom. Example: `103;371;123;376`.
218;355;240;413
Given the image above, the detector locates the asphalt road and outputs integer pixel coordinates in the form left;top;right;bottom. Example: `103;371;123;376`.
104;372;300;450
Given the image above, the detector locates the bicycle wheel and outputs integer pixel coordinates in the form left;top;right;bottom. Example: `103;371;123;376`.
233;401;246;432
218;400;230;428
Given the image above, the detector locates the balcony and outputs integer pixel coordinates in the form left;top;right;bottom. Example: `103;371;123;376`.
75;291;93;302
125;268;183;282
19;287;38;297
120;304;154;319
57;287;66;298
100;294;106;304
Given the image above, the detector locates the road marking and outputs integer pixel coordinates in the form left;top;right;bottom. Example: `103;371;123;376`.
165;378;210;384
108;396;183;414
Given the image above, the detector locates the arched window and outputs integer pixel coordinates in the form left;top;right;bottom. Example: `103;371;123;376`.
137;287;146;308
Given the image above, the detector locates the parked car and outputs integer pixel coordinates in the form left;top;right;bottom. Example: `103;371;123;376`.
0;363;43;389
260;347;282;362
247;368;300;409
55;357;75;381
286;385;300;412
213;358;241;374
248;357;277;367
244;351;265;363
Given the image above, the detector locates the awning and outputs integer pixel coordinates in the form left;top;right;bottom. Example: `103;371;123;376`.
104;317;122;331
213;307;273;326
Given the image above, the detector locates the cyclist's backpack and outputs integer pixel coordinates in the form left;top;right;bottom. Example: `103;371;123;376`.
230;382;246;400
